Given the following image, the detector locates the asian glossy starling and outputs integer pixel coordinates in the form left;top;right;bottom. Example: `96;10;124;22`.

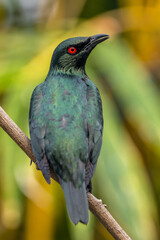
29;34;109;225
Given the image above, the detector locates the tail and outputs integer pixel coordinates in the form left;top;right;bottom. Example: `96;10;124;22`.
60;179;89;225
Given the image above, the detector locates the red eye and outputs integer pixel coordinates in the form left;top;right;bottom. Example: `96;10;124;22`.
68;46;77;54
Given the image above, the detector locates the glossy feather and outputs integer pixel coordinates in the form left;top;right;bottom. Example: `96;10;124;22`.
29;34;108;224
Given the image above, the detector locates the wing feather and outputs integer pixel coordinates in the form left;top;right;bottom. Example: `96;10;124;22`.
85;80;103;188
29;84;51;183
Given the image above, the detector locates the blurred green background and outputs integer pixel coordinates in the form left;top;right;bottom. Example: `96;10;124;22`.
0;0;160;239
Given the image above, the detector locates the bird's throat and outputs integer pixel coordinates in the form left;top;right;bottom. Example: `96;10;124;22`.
51;63;86;77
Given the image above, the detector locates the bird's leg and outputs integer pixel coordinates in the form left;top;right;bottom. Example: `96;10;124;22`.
86;181;92;193
30;158;40;170
34;160;40;170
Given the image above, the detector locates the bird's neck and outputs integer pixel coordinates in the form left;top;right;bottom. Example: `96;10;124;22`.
49;65;87;78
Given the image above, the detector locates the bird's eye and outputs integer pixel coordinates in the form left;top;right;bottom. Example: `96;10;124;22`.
68;46;77;55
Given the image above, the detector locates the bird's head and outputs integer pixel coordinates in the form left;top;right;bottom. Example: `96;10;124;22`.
49;34;109;76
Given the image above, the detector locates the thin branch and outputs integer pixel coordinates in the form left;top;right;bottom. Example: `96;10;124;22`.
88;193;132;240
0;106;132;240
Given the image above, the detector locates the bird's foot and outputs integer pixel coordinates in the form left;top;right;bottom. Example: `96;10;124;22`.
86;181;92;193
35;161;40;170
30;159;39;170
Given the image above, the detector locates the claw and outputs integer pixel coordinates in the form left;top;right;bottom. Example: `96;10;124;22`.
34;161;40;170
86;181;92;193
35;163;40;170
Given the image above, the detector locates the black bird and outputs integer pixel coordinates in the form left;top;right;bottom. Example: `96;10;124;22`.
29;34;109;225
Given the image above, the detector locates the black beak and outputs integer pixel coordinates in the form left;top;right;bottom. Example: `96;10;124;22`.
90;34;109;45
84;34;109;51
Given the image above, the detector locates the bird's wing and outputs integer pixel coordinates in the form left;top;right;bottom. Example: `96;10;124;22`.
85;79;103;189
29;84;51;184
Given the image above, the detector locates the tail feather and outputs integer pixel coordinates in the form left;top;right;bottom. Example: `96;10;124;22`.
60;179;89;225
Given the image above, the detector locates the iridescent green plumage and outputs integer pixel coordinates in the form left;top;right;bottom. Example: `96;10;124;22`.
29;34;109;225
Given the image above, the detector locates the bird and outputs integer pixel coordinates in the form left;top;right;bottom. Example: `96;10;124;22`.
29;34;109;225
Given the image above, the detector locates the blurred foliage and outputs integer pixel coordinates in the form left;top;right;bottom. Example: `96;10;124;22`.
0;0;160;240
